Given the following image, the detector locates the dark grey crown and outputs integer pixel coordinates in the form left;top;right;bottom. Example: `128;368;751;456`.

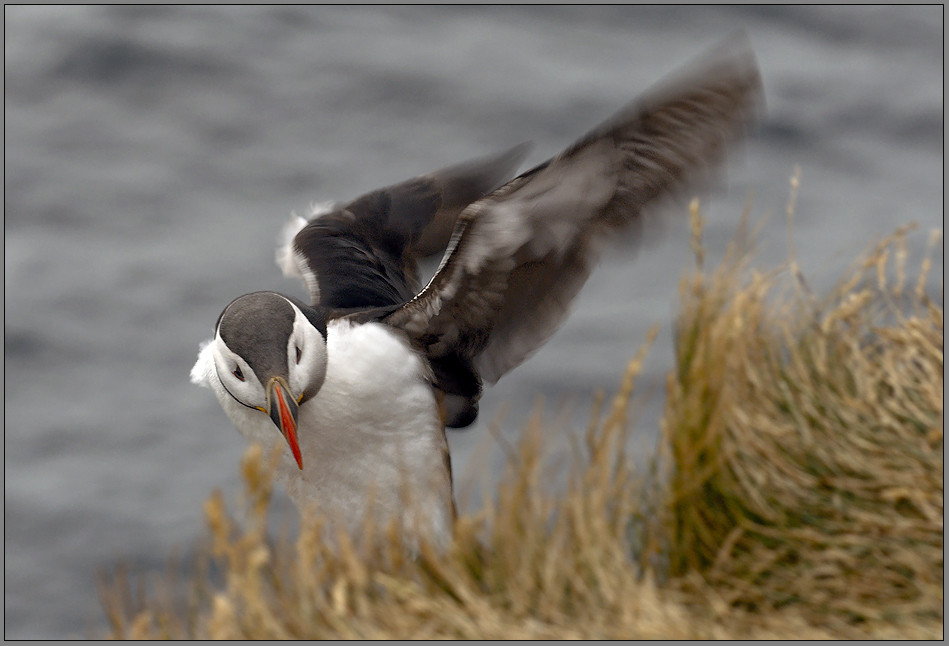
217;291;326;380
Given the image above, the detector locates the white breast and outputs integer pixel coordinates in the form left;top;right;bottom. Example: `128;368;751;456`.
279;319;453;551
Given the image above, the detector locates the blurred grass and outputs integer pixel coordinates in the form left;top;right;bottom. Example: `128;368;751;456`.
99;187;943;639
663;193;943;636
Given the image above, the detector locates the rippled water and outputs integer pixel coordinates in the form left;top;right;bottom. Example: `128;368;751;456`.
4;6;942;638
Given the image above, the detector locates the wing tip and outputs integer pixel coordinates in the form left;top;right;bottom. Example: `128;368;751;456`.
436;141;534;204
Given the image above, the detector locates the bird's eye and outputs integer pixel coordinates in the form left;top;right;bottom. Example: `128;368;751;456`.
233;366;245;381
295;345;302;364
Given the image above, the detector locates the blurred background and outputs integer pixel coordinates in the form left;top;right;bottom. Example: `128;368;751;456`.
4;6;942;638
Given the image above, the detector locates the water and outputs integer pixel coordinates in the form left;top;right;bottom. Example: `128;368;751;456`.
4;6;942;638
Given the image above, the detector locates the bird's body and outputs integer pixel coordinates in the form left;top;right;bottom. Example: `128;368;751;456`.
193;306;455;548
284;319;452;545
192;37;764;549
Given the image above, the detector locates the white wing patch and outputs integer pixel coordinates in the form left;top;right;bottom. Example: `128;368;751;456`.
275;212;309;278
274;201;336;303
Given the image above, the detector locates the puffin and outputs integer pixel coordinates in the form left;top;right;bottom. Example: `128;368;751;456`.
190;38;763;550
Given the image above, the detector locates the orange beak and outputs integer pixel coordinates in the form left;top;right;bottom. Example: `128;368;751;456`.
267;378;303;470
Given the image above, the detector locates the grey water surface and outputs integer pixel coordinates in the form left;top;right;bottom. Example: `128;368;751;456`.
4;6;943;638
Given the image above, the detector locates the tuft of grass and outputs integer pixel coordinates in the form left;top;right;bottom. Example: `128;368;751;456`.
102;339;727;640
98;187;943;639
663;194;943;634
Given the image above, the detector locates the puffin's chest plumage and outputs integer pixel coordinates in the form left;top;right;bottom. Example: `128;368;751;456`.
310;319;436;431
279;319;453;547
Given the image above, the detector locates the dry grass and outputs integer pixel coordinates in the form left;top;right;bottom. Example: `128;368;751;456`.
98;189;943;639
663;195;943;637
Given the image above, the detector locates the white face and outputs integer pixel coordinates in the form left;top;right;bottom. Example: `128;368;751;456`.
191;294;329;422
283;299;330;403
209;333;266;410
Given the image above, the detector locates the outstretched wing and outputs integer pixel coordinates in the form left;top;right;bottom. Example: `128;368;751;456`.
278;143;531;309
384;37;764;386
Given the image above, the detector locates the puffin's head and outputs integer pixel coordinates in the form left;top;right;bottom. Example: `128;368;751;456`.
191;291;328;469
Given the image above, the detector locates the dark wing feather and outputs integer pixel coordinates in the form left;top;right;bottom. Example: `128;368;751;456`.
384;37;764;391
285;143;531;309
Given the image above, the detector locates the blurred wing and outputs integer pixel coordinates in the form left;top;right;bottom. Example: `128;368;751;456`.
385;36;763;384
277;143;531;309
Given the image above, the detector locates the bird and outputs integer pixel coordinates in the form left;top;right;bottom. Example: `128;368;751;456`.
190;37;763;551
